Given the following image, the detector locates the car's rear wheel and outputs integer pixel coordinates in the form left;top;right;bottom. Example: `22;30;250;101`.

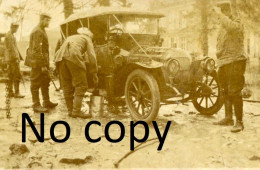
192;71;224;115
125;69;160;123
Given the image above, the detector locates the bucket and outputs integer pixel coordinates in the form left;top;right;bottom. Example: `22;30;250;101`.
105;75;114;97
89;92;104;118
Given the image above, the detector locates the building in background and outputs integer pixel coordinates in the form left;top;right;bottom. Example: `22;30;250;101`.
150;0;260;60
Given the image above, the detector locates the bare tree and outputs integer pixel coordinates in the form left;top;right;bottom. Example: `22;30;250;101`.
235;0;260;31
116;0;132;7
93;0;131;7
200;0;209;56
121;0;126;7
93;0;110;7
3;1;29;40
62;0;74;18
188;0;218;56
236;0;260;22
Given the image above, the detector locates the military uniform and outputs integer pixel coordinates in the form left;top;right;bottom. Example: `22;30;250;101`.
28;25;56;111
55;38;64;53
5;29;24;98
54;30;98;118
215;7;247;132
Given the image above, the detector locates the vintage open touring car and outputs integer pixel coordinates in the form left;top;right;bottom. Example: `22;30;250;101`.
59;7;224;122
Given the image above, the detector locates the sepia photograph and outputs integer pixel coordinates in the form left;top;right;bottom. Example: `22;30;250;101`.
0;0;260;169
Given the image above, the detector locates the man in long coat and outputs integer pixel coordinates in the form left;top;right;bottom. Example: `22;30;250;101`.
28;13;58;112
5;23;24;98
54;27;98;118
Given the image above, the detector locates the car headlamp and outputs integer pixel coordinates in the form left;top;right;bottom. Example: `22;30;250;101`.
165;59;180;75
114;55;124;65
205;58;215;72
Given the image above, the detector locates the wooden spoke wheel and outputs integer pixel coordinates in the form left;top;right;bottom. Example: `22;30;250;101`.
192;72;224;115
125;69;160;122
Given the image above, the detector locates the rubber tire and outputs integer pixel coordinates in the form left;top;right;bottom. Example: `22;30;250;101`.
192;73;224;115
125;69;160;123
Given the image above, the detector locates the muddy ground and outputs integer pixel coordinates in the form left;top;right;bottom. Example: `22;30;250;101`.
0;80;260;169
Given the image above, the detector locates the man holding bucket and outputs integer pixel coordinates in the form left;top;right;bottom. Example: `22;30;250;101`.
54;27;98;119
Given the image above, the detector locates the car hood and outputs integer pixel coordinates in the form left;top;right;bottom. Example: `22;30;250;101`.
129;47;192;71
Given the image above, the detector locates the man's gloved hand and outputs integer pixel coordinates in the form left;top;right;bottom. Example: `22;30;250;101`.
93;73;99;88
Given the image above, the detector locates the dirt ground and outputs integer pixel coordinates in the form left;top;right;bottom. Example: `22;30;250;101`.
0;80;260;169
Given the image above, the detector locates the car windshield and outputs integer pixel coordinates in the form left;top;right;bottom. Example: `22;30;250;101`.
110;15;158;34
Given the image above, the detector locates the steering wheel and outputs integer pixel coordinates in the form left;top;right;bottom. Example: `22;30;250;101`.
109;27;124;37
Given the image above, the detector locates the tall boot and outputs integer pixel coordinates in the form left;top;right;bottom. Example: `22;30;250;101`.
225;97;233;120
233;95;243;122
231;120;244;133
8;81;14;97
231;95;244;133
72;95;91;119
64;97;73;117
213;97;234;126
14;82;25;98
42;86;58;108
31;89;47;112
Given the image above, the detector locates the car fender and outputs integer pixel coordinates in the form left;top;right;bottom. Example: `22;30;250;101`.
125;61;166;92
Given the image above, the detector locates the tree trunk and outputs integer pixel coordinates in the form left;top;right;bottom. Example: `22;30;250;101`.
200;0;209;56
63;0;74;19
98;0;110;6
121;0;127;7
231;0;238;17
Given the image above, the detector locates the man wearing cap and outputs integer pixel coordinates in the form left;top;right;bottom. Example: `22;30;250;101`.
5;23;24;98
213;2;247;133
54;27;98;118
28;13;58;112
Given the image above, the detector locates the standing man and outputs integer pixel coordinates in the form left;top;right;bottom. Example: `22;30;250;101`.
213;2;247;133
5;23;24;98
28;13;58;112
54;27;98;118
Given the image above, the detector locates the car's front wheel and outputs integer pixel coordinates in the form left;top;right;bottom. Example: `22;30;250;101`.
192;71;224;115
125;69;160;123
